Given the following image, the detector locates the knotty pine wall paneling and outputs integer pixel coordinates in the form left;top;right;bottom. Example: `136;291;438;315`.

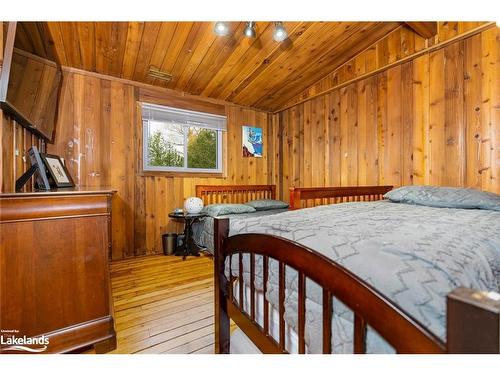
480;27;499;194
277;26;499;201
48;70;278;259
280;22;491;111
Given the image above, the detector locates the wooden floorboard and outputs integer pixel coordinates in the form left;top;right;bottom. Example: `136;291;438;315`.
108;255;215;354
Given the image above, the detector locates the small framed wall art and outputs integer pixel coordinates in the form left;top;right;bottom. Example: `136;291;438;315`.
242;126;263;158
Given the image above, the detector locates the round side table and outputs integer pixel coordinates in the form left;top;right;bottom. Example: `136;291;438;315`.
168;212;207;260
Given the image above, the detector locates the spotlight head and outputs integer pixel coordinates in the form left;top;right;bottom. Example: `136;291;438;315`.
243;22;256;38
273;22;288;42
214;22;230;36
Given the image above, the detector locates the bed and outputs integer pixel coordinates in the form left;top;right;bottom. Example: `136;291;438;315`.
211;185;500;354
193;185;392;254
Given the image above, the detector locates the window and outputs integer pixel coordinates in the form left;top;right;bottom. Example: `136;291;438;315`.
142;103;226;173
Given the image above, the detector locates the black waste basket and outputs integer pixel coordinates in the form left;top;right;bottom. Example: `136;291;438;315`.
162;233;178;255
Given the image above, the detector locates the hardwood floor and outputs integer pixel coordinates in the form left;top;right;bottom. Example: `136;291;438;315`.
108;254;215;354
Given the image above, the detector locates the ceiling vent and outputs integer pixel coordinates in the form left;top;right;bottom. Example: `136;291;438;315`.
147;66;172;82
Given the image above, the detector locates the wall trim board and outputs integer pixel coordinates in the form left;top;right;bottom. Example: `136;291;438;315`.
276;22;497;113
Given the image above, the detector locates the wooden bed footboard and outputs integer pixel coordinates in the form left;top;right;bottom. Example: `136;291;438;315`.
289;185;393;209
214;218;500;354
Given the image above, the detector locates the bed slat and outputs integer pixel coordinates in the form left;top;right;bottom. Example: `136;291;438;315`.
263;255;269;335
239;252;244;310
279;261;286;351
322;289;332;354
354;313;367;354
298;272;306;354
250;253;256;321
229;254;233;302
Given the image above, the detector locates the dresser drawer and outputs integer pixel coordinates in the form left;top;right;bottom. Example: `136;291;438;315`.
0;190;116;353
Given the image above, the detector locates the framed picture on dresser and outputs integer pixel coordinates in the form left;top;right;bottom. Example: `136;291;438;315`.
40;153;75;188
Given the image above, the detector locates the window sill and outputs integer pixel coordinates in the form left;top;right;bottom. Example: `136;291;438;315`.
139;170;226;178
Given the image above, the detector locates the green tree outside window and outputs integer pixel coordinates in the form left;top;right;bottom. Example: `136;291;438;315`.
187;128;217;169
147;131;184;167
147;127;218;170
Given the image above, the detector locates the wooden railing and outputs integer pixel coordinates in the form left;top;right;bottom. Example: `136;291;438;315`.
289;185;393;209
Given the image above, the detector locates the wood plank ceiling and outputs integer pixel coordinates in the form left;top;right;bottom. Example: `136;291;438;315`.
16;22;402;111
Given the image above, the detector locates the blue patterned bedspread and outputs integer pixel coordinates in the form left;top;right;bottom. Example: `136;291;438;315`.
226;200;500;353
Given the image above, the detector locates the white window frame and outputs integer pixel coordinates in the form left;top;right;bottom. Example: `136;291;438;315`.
141;103;226;174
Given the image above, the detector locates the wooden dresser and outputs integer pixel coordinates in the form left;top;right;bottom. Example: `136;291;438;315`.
0;189;116;353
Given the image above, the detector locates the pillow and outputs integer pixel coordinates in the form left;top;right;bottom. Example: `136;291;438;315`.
245;199;289;211
201;203;256;217
384;186;500;211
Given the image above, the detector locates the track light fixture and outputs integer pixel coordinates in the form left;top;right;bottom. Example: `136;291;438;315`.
213;22;288;43
243;22;256;38
273;22;288;42
214;22;230;36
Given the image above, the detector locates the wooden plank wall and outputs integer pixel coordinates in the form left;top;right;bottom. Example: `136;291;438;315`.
0;110;46;192
47;71;278;260
278;26;500;201
279;22;488;111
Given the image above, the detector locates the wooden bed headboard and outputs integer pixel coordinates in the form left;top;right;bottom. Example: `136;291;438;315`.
196;185;276;205
289;185;393;209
